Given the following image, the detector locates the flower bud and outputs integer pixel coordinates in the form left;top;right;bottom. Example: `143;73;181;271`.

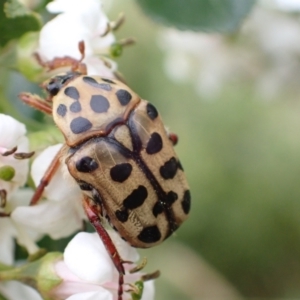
0;166;15;181
0;253;63;300
110;42;123;58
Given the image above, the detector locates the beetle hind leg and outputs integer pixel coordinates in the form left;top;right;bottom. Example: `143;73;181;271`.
168;132;178;146
83;196;126;300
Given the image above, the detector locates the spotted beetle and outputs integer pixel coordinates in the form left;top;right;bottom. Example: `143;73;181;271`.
19;43;191;300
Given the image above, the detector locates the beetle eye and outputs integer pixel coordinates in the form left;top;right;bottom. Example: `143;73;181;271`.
46;80;61;96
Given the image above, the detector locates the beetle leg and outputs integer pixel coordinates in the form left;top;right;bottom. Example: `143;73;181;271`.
19;92;52;115
82;196;125;300
29;150;61;205
34;41;87;74
168;132;178;146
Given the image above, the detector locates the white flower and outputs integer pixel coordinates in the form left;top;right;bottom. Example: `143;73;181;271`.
158;5;300;101
52;231;155;300
38;0;117;77
157;30;237;99
12;144;85;240
261;0;300;12
0;114;29;197
1;189;41;265
0;281;42;300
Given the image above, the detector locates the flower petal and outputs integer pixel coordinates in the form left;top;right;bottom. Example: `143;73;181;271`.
40;0;111;60
0;114;29;195
141;280;155;300
66;290;113;300
0;281;42;300
31;144;81;202
38;0;116;77
0;114;27;150
107;230;139;263
64;232;115;283
0;218;17;265
11;196;83;239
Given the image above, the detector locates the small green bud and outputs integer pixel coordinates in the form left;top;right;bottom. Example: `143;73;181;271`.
0;252;63;300
110;43;123;58
131;280;144;300
0;166;15;181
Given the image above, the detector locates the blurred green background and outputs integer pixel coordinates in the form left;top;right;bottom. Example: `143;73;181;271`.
4;0;300;299
115;1;300;299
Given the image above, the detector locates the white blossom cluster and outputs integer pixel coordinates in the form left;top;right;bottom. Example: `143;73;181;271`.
0;0;155;299
158;0;300;100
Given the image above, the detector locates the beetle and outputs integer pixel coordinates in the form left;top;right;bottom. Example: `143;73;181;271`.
19;43;191;299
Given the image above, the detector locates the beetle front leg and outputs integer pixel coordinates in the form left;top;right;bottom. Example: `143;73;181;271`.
29;149;61;205
34;41;87;74
82;196;125;300
19;93;52;115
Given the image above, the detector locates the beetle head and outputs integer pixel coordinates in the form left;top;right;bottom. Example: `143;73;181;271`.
43;72;81;97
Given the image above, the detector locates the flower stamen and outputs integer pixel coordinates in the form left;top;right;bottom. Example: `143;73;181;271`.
141;270;160;282
2;146;18;156
129;257;147;274
0;189;7;208
110;13;126;32
13;151;35;160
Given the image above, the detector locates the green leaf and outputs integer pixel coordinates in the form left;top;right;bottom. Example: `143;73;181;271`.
0;40;17;69
0;0;42;47
136;0;256;33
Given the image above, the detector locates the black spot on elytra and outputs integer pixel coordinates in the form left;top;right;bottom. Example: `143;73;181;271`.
90;95;110;113
146;103;158;120
146;132;163;155
57;104;67;117
83;76;112;91
116;89;132;106
166;191;178;205
160;157;178;179
70;101;82;113
64;86;80;100
181;190;191;214
70;117;93;134
76;156;99;173
153;201;164;217
115;209;129;223
138;225;161;243
123;185;148;209
101;78;116;84
99;83;112;91
83;76;97;86
70;117;92;134
110;163;132;183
